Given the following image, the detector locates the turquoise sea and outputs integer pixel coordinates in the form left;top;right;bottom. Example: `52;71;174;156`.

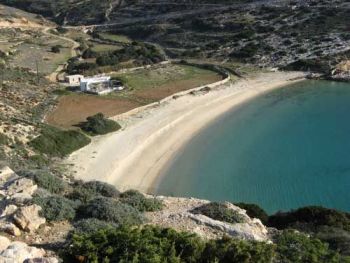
157;80;350;214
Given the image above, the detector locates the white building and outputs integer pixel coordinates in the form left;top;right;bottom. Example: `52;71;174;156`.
65;75;84;86
80;76;112;95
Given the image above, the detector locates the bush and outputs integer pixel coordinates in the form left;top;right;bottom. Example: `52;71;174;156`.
67;180;120;203
95;42;165;67
23;170;68;194
78;197;144;225
51;45;61;53
33;196;79;222
73;218;118;234
64;225;205;263
234;203;269;224
82;48;98;59
29;125;91;157
275;230;340;263
202;236;275;263
0;133;10;145
191;202;247;224
63;226;343;263
64;225;276;263
119;190;163;212
80;113;121;136
268;206;350;232
315;226;350;257
230;43;259;59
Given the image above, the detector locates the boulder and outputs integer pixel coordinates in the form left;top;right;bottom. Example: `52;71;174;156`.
0;241;45;263
13;205;46;232
0;204;18;218
11;192;34;203
0;167;19;188
0;236;11;251
0;221;21;236
5;178;37;197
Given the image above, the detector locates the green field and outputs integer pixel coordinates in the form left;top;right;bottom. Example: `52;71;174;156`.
98;33;131;43
112;64;222;91
90;43;123;53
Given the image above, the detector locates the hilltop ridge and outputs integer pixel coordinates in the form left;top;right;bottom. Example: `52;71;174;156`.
2;0;350;71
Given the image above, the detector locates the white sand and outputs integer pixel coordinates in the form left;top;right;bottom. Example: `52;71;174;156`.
66;71;306;192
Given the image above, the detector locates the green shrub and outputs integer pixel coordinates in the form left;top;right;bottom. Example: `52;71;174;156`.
63;226;343;263
191;202;247;224
80;113;121;136
275;230;340;263
0;133;10;145
234;202;269;224
95;42;165;67
33;196;79;222
51;45;61;53
64;226;276;263
64;225;205;263
29;125;91;157
119;190;163;212
67;180;119;203
202;236;275;263
268;206;350;232
73;218;118;234
314;226;350;257
230;43;259;59
23;170;68;194
78;197;144;225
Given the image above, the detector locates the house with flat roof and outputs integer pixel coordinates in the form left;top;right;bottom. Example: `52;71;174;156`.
80;76;111;95
65;75;84;86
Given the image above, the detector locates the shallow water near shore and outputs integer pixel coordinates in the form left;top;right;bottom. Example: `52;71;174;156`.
157;80;350;214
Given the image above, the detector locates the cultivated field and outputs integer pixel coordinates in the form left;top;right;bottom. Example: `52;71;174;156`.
46;64;223;128
98;33;131;43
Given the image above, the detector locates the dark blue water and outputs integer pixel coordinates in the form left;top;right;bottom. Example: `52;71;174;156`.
157;80;350;214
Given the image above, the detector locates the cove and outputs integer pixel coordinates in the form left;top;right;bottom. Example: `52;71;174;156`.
156;80;350;214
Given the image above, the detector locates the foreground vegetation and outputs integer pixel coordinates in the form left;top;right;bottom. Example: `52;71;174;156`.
79;113;121;136
29;125;91;157
63;225;341;263
15;167;350;262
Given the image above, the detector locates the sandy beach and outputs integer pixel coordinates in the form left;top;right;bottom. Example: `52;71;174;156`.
66;71;306;192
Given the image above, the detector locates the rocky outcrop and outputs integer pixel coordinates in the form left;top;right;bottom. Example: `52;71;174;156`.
0;237;58;263
146;196;270;241
329;60;350;81
0;167;45;237
13;205;46;232
0;236;11;251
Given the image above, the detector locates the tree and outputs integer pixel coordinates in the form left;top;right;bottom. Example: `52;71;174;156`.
51;45;61;53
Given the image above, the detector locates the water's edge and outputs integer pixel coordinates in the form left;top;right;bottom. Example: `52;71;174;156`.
157;80;350;214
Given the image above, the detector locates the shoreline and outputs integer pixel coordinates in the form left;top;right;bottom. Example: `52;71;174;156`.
66;71;306;193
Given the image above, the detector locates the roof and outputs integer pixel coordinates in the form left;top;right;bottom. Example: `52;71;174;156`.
65;74;84;79
81;76;111;83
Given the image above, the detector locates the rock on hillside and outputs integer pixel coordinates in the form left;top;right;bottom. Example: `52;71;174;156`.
146;195;270;241
0;166;46;236
0;236;58;263
330;60;350;81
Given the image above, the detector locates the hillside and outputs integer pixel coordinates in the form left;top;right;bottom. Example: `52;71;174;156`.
2;0;350;71
1;1;350;262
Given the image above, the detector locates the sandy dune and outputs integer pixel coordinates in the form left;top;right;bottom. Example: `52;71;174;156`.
66;71;306;192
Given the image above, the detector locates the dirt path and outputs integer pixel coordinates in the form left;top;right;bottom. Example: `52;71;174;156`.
42;27;80;82
0;11;79;83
